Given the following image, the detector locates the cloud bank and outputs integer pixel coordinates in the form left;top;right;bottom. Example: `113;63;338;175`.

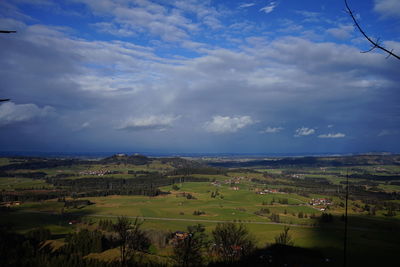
260;2;278;14
261;127;284;134
118;115;179;131
205;116;254;133
318;133;346;139
295;127;315;137
374;0;400;17
0;0;399;153
0;102;54;126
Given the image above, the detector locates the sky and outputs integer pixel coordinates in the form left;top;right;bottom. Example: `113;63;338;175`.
0;0;400;155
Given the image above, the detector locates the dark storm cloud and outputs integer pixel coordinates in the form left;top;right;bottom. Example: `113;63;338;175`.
0;0;399;153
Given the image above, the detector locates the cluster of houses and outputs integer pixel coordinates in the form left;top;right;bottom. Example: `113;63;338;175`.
309;198;332;209
227;177;245;184
290;174;304;179
79;169;111;176
255;188;285;195
373;167;387;172
0;201;21;207
210;177;245;188
211;181;222;187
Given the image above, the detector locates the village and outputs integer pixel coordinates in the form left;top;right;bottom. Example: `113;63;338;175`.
255;188;286;195
78;169;112;176
210;176;249;189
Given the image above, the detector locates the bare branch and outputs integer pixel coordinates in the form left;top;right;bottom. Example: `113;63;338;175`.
386;49;394;59
361;45;377;53
344;0;400;60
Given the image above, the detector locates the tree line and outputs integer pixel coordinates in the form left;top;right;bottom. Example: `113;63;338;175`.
1;216;327;267
1;175;210;202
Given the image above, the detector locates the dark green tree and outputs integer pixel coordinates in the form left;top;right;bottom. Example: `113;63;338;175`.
114;216;132;266
212;222;255;263
269;213;280;223
127;220;151;253
114;216;150;266
386;206;396;217
319;213;333;223
173;224;208;267
26;227;51;243
63;229;103;256
172;184;180;191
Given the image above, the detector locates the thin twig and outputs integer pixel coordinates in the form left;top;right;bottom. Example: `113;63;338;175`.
361;45;377;53
344;0;400;60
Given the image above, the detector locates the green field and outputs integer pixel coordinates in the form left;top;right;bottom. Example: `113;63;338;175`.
0;177;53;190
0;158;10;166
2;155;400;266
3;179;398;264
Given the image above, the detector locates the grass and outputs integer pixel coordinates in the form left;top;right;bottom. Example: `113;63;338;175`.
0;177;53;190
4;180;326;232
0;157;10;166
7;180;347;227
377;183;400;192
0;210;73;234
2;159;399;267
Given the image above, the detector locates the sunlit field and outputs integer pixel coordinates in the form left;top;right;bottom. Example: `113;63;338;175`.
2;157;399;266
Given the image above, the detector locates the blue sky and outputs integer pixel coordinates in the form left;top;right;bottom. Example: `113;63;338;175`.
0;0;400;154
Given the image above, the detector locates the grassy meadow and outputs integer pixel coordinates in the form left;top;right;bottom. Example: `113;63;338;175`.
1;156;400;266
3;177;399;265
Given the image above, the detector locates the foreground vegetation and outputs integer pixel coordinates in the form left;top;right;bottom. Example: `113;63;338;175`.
1;154;400;266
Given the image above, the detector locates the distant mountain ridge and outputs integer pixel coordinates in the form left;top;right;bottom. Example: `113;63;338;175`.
1;154;399;171
207;154;400;168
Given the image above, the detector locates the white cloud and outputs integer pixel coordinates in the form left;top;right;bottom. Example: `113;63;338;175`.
0;102;54;126
318;133;346;138
378;129;399;136
260;126;284;133
239;3;256;9
118;115;179;131
205;115;254;133
1;13;399;152
91;22;136;37
81;121;90;128
173;1;222;30
260;2;278;14
295;10;321;22
75;0;224;41
383;41;400;56
374;0;400;18
294;127;315;137
326;25;354;40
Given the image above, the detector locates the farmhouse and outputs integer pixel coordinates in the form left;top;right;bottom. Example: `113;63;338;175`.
224;176;245;185
170;231;189;245
211;181;221;187
79;169;111;176
256;188;285;194
0;201;21;207
291;174;304;179
309;198;332;206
